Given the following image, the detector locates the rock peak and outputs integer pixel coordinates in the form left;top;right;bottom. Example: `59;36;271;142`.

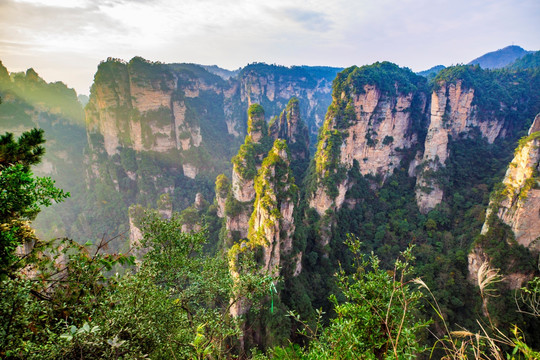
269;97;309;163
528;113;540;135
247;104;267;143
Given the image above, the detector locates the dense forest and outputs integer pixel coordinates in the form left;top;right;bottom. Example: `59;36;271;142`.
1;51;540;359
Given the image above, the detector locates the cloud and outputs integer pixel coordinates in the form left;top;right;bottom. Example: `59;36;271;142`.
1;0;539;94
276;7;333;32
0;0;126;51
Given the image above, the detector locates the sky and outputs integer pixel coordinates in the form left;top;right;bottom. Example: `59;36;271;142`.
1;0;539;95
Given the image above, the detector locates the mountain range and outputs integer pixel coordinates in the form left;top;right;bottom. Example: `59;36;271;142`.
1;45;539;351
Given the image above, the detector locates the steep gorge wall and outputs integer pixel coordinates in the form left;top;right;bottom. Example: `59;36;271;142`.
309;63;428;220
468;115;540;288
86;58;210;177
415;80;506;213
84;58;336;238
482;114;540;249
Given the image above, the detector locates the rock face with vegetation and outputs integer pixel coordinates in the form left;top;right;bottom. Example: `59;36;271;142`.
223;107;306;341
416;78;505;213
220;99;309;246
484;114;540;250
468;115;540;289
0;61;87;239
222;104;270;241
227;139;303;349
86;57;218;178
414;64;540;213
247;139;298;276
268;97;310;180
84;57;338;241
308;62;427;221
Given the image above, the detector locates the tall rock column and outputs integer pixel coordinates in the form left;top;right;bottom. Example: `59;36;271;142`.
228;139;299;317
224;104;271;241
248;139;298;276
269;97;310;180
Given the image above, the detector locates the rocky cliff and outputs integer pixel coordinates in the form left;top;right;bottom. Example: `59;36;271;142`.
269;97;310;181
481;114;540;249
415;78;506;213
468;115;540;288
220;104;271;241
85;58;337;241
86;57;214;177
309;63;427;219
228;139;299;319
247;139;298;276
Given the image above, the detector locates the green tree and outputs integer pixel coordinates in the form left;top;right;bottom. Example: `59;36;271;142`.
277;237;429;359
0;129;68;278
137;210;271;358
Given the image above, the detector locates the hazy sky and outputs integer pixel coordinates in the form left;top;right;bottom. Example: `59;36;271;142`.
1;0;539;95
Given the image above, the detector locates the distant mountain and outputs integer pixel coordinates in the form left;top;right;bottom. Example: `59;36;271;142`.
417;65;445;80
468;45;531;69
201;64;240;80
507;50;540;70
77;94;89;106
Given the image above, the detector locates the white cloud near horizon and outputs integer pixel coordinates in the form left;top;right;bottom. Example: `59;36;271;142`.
1;0;538;94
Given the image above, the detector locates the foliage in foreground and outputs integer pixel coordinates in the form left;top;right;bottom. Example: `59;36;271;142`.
2;129;540;359
267;237;430;359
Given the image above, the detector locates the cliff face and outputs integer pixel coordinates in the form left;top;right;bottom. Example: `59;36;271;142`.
269;97;310;181
482;114;540;249
309;63;427;218
415;80;506;213
228;140;299;319
220;103;307;323
86;58;208;175
237;64;339;142
85;58;337;239
223;104;270;240
247;140;298;276
220;99;310;245
468;115;540;288
269;97;309;158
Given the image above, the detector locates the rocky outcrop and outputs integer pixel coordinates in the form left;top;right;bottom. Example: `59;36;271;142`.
224;104;271;241
468;115;540;288
128;204;145;256
415;80;506;213
481;114;540;250
237;64;339;139
309;63;427;218
86;57;203;158
215;174;230;218
269;97;309;160
269;97;310;182
247;140;298;276
228;140;299;318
